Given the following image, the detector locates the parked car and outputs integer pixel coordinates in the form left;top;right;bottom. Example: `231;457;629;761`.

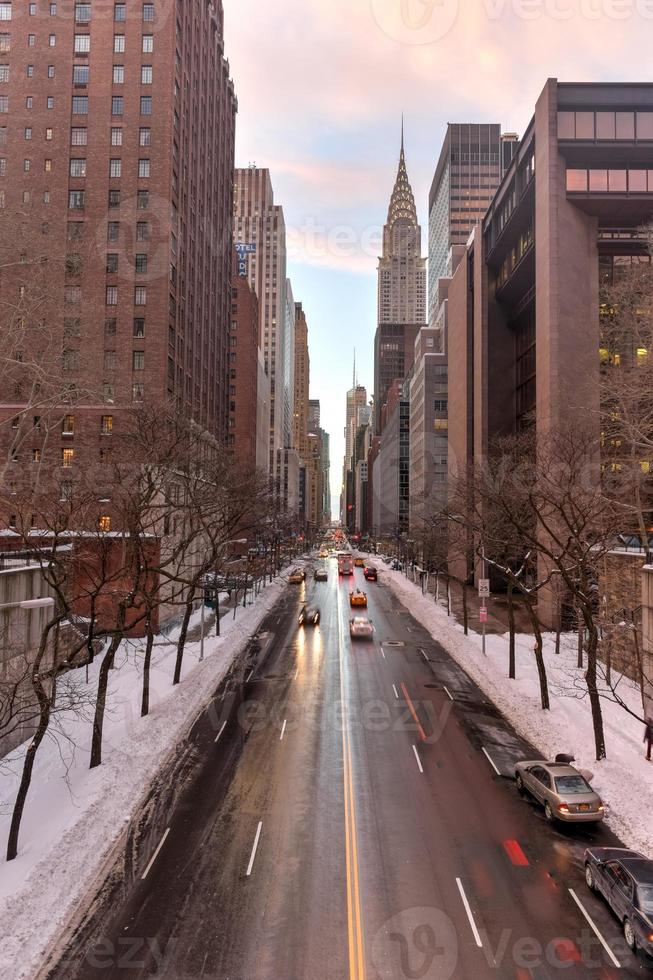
364;566;378;582
584;847;653;955
515;759;604;823
349;616;374;640
288;568;306;584
349;589;368;607
314;568;328;582
298;605;320;626
391;560;403;571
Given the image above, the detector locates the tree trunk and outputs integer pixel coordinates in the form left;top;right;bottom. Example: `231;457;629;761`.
555;624;561;656
605;629;612;689
577;609;584;669
632;623;645;705
462;582;469;636
6;679;50;860
526;600;550;710
585;625;607;761
446;577;451;617
507;582;516;679
435;572;440;605
89;635;120;769
173;595;195;686
141;618;155;717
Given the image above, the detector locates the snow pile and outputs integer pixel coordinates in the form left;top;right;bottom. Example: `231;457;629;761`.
380;567;653;856
0;577;286;980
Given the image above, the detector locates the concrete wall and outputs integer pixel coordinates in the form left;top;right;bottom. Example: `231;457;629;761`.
0;563;56;758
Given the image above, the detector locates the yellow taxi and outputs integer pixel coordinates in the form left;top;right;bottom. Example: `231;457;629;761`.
319;549;329;558
354;557;365;568
349;589;368;608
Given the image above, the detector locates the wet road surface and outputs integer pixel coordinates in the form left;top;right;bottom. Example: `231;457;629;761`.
52;558;652;980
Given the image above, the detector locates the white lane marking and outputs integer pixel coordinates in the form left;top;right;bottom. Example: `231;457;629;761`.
412;744;424;774
246;669;253;683
419;648;429;662
482;747;501;776
392;683;399;699
568;888;621;968
381;648;386;659
294;665;299;680
443;686;454;701
141;828;170;880
280;719;287;741
214;721;227;743
456;878;483;948
246;821;263;877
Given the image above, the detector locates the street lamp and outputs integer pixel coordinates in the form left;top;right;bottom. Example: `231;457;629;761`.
209;538;248;643
0;597;54;612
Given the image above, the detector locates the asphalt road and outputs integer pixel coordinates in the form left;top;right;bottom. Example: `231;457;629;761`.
54;557;652;980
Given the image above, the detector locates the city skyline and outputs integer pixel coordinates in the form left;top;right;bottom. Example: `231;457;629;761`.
224;0;653;501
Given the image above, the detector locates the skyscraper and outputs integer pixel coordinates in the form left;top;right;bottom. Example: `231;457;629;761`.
234;168;287;474
0;0;238;472
374;127;426;434
428;124;517;319
293;303;310;458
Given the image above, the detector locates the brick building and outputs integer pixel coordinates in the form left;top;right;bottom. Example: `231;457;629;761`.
229;250;267;473
0;0;237;496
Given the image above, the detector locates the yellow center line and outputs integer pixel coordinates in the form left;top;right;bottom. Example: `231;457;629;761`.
337;583;366;980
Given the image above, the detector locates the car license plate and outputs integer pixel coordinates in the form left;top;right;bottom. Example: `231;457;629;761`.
579;804;589;811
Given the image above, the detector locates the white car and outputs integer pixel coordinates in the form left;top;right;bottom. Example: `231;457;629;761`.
349;616;374;640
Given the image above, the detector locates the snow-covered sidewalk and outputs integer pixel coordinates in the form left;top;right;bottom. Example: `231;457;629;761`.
0;575;286;980
380;566;653;857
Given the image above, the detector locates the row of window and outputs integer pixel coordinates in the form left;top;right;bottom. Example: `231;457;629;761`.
0;2;155;23
566;168;653;194
0;94;154;114
73;32;154;53
72;63;153;84
64;284;149;306
558;110;653;142
8;510;112;532
68;157;151;179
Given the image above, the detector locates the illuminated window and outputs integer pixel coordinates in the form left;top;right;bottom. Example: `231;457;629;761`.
637;347;648;365
62;447;74;468
641;461;651;475
98;515;111;532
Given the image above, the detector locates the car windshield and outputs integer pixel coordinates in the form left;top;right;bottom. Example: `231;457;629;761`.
554;774;591;794
638;885;653;913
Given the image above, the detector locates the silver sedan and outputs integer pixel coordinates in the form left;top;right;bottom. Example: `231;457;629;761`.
515;760;605;823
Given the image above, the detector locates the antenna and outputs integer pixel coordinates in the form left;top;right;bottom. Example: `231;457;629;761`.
353;349;357;389
401;113;404;153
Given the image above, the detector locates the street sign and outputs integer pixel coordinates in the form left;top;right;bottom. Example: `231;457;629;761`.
479;606;488;623
478;579;490;598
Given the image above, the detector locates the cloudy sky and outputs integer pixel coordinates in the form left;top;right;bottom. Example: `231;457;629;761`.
224;0;651;512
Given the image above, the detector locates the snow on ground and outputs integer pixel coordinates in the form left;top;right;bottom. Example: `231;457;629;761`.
379;565;653;857
0;575;286;980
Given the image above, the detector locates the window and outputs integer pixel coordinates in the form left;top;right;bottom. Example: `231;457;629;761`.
47;96;54;109
134;286;147;305
48;33;56;46
111;96;123;116
132;381;144;401
31;449;41;463
75;3;91;22
106;253;118;273
114;33;125;52
142;3;154;21
132;350;145;371
44;159;51;172
74;34;90;53
98;515;111;532
102;383;114;402
29;2;36;13
109;158;121;178
71;126;87;146
139;127;150;146
140;95;151;115
142;34;153;52
104;317;117;336
0;157;5;175
65;285;81;304
45;127;53;140
23;158;30;172
135;253;147;273
67;221;83;239
111;127;122;146
566;169;588;192
137;190;148;210
62;448;74;468
108;189;120;209
114;3;125;21
589;169;608;192
24;127;32;140
0;94;6;112
141;65;152;84
0;127;6;143
26;64;34;77
47;65;54;78
64;317;80;337
637;112;653;140
136;220;149;241
68;190;85;209
73;65;89;85
62;349;79;371
62;414;74;435
72;96;88;114
133;317;145;338
103;350;116;371
107;221;119;242
106;285;118;305
0;64;7;82
0;4;10;21
100;415;113;435
138;159;150;178
112;65;124;84
0;33;8;52
69;158;86;177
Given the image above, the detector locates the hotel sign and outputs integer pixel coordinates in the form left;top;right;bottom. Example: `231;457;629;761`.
235;243;256;277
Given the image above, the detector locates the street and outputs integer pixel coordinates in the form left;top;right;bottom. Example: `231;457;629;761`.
52;559;650;980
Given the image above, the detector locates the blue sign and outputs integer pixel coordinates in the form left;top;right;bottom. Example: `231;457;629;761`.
235;243;256;277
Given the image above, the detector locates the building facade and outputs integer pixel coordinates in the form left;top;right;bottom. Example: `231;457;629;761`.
409;328;448;531
447;79;653;618
375;129;426;434
229;250;265;473
0;0;237;488
293;303;310;458
233;167;287;475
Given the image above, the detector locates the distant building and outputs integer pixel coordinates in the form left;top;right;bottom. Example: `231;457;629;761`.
229;251;267;473
293;303;310;458
409;328;448;531
375;127;426;434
